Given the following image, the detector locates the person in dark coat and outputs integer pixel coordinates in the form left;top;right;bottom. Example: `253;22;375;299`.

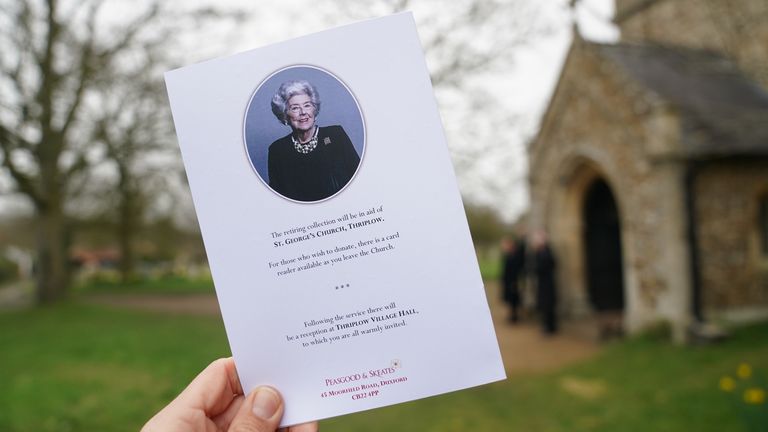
532;231;557;335
268;80;360;202
500;236;525;323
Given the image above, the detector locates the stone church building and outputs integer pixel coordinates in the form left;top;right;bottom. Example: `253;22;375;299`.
529;0;768;340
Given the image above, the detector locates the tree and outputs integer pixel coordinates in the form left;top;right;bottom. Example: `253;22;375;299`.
0;0;232;302
326;0;552;218
330;0;545;88
464;204;509;248
92;66;175;282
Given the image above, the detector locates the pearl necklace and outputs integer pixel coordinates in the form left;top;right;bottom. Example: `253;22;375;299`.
292;126;319;154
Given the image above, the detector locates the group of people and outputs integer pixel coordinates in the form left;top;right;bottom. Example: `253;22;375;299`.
499;231;558;335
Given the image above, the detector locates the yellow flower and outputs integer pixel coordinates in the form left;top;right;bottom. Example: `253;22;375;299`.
743;387;765;405
720;376;736;392
737;363;752;379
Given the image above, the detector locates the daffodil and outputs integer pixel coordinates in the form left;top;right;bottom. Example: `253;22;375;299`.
743;387;765;405
737;363;752;379
719;376;736;392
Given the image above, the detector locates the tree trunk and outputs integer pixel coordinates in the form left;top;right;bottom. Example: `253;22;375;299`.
35;206;70;304
118;193;137;283
116;160;141;283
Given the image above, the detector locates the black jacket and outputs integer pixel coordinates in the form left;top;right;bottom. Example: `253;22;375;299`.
268;125;360;202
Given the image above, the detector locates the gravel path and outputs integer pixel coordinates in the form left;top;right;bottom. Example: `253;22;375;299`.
0;283;34;310
485;282;601;375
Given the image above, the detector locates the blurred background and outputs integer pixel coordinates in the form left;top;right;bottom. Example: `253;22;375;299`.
1;0;767;430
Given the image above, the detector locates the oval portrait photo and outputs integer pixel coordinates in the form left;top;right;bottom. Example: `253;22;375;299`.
244;65;365;203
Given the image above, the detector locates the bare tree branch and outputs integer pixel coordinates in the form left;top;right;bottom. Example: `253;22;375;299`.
2;2;38;126
59;0;104;137
97;2;161;60
0;125;42;206
36;0;61;137
0;0;238;301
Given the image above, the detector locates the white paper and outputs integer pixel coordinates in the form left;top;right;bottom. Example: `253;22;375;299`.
165;12;505;426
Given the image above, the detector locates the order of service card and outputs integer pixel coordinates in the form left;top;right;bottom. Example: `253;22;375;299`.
164;12;505;426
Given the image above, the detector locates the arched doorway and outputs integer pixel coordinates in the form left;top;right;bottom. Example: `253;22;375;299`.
583;178;625;334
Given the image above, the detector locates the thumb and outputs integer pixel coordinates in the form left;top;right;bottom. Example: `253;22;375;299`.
228;386;284;432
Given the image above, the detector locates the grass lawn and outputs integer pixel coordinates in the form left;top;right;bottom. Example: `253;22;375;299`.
0;304;229;432
74;275;215;296
478;256;501;281
1;303;766;431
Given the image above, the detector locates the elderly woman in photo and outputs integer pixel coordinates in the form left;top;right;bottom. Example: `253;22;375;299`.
268;80;361;202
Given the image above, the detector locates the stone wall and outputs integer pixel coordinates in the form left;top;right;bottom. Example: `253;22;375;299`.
617;0;768;89
530;40;693;336
529;1;768;336
695;161;768;311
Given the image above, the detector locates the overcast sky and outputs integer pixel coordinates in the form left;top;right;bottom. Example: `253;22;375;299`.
0;0;618;223
202;0;620;222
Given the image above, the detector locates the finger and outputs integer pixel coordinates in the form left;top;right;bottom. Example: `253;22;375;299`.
176;357;244;417
212;394;245;430
286;422;319;432
228;386;284;432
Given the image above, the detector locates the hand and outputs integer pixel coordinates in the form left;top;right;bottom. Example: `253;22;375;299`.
142;357;318;432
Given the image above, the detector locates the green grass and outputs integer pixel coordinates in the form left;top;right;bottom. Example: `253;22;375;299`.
478;256;501;281
74;275;215;295
324;324;768;432
1;303;766;431
0;304;229;432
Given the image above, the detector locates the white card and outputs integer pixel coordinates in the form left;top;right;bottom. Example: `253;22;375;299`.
164;12;505;426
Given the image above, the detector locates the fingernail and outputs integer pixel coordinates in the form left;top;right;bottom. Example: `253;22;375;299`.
252;387;280;419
